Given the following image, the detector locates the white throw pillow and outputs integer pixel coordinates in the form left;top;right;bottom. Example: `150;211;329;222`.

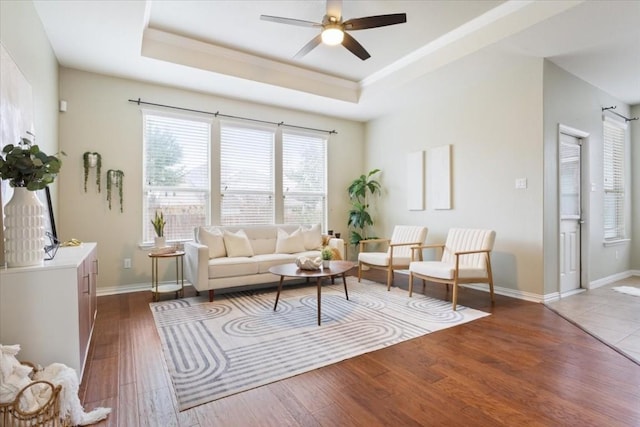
223;230;254;257
199;228;227;259
275;227;306;254
301;224;323;250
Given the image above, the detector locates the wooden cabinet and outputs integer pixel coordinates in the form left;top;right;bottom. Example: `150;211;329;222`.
0;243;97;380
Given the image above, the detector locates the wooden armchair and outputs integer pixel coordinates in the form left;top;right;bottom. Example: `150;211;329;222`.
409;228;496;310
358;225;428;290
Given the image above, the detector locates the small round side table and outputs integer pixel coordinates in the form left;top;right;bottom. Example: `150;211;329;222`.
148;250;185;302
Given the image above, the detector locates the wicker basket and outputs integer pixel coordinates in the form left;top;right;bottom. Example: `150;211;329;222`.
0;363;71;427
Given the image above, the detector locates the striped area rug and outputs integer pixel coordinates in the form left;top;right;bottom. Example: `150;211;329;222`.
150;277;490;411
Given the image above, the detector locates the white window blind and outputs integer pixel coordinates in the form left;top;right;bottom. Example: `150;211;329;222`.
559;138;580;218
143;112;210;243
220;123;275;225
282;132;327;225
603;118;625;240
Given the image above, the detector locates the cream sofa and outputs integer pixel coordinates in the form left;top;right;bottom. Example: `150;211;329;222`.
184;224;345;301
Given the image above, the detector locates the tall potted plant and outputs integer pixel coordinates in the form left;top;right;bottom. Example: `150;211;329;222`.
347;168;382;246
0;137;64;267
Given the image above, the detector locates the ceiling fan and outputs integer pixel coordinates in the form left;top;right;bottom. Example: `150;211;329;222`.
260;0;407;61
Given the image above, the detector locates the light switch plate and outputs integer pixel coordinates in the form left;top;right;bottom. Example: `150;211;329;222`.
515;178;527;189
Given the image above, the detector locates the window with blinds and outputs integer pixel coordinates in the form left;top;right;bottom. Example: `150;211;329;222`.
283;132;327;225
220;123;275;225
603;118;626;241
143;112;210;243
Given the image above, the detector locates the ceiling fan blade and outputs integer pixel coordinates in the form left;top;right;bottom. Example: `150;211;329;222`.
294;34;323;59
260;15;321;28
342;32;370;60
326;0;342;20
343;13;407;30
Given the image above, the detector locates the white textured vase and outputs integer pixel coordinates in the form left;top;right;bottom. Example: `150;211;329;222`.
4;187;45;267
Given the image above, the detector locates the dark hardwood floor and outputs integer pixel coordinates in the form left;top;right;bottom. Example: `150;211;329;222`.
80;269;640;426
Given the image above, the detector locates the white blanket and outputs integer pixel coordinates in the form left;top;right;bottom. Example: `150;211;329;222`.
0;344;111;426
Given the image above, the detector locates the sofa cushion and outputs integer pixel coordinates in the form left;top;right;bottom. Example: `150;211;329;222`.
208;257;259;279
275;227;306;254
223;230;254;257
301;224;323;250
198;227;226;259
253;251;322;273
252;253;298;273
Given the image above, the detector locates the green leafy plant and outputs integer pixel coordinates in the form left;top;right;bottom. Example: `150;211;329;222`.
83;151;102;192
347;168;382;245
106;169;124;212
0;137;64;191
321;246;333;261
151;210;166;237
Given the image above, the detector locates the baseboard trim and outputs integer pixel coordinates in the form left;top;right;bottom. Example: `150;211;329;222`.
97;281;193;296
98;270;640;300
589;270;637;290
461;283;546;303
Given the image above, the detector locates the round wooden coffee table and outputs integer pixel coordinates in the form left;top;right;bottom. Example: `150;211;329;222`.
269;260;354;325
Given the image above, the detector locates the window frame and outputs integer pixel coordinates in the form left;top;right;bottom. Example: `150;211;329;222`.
602;116;628;243
141;109;212;245
281;129;328;227
140;113;329;243
218;120;276;226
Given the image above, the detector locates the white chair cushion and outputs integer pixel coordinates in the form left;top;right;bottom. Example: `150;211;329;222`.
275;227;306;254
223;229;254;258
441;229;495;267
360;253;413;267
198;227;227;259
409;261;488;280
389;225;428;258
359;252;389;267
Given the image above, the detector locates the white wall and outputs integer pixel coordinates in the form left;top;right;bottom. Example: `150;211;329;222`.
543;61;636;290
58;68;365;290
632;104;640;270
365;51;545;296
0;0;59;208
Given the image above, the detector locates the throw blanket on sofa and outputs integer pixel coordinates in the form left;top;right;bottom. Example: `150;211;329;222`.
0;344;111;426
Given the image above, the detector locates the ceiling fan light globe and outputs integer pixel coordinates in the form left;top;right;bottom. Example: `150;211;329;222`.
321;27;344;45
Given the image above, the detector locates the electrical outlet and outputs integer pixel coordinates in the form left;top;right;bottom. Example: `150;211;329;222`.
124;258;132;269
515;178;527;189
615;250;619;260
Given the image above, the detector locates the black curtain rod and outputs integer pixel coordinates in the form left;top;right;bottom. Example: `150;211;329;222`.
128;98;337;134
602;106;639;122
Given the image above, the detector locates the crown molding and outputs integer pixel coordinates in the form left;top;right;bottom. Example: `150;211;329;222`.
141;27;359;103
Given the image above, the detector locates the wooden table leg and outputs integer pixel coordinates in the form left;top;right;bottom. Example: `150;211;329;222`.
342;273;349;300
273;276;285;311
317;277;322;325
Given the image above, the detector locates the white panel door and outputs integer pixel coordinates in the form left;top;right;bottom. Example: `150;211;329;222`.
559;133;582;294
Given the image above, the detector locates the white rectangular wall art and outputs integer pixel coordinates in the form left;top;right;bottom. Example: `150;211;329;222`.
427;144;451;210
0;43;35;266
407;151;424;210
